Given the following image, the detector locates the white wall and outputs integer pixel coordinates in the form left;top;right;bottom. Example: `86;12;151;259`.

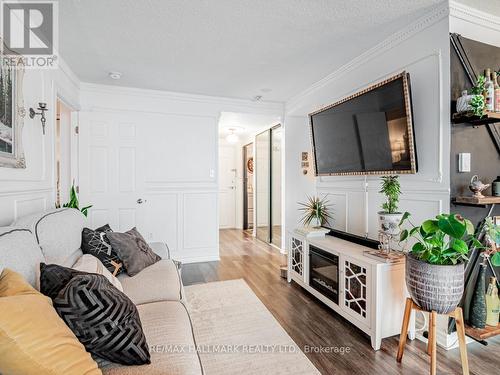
79;84;282;263
284;3;451;243
0;60;80;225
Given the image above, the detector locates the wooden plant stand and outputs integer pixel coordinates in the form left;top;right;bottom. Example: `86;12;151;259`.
396;298;469;375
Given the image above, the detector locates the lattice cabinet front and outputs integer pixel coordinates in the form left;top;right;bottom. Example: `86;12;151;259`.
289;236;304;278
342;258;370;325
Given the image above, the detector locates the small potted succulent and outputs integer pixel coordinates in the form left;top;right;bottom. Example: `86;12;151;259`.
378;176;403;235
399;212;481;314
298;195;332;228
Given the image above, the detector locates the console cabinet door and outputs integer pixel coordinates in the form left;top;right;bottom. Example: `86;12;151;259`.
289;235;305;282
341;256;371;327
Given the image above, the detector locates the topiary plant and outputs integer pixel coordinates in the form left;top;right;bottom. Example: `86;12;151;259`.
379;176;401;214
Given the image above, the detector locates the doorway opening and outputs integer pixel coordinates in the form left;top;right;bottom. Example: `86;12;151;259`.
243;142;254;231
55;98;75;207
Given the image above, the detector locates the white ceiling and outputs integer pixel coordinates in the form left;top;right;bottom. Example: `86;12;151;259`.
59;0;444;102
218;112;281;139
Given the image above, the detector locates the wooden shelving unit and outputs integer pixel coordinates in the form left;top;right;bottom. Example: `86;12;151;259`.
453;196;500;206
452;111;500;125
465;323;500;343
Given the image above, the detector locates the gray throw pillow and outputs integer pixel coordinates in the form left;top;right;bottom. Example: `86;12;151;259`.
106;227;161;276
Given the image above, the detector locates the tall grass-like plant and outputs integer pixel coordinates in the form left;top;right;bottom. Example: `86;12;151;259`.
379;176;401;214
298;195;332;227
62;184;92;217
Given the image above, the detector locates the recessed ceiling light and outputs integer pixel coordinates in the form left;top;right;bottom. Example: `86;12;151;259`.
108;71;122;80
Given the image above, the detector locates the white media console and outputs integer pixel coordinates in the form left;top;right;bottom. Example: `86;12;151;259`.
287;229;414;350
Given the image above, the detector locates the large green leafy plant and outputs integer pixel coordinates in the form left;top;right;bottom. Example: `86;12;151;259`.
62;185;92;217
298;195;332;227
379;176;401;214
399;212;481;265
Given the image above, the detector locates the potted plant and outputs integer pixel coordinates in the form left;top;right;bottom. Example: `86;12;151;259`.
378;176;403;235
399;212;481;314
60;184;92;217
469;75;486;117
298;195;332;228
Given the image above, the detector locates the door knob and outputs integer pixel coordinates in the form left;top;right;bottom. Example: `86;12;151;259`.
137;198;147;204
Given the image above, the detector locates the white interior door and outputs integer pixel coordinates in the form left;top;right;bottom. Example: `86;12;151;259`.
219;145;236;228
78;111;146;233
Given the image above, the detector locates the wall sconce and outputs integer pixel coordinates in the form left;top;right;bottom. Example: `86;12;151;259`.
29;103;48;135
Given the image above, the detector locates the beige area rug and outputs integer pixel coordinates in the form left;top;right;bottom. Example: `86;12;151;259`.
185;279;320;375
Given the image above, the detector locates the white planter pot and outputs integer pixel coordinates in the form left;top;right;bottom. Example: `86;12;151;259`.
309;217;322;228
378;212;403;235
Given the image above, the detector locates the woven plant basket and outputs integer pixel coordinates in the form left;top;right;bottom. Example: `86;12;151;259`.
405;253;465;314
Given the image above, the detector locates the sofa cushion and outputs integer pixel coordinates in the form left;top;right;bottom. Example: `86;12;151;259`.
52;273;151;366
100;301;203;375
0;227;44;288
118;259;184;305
13;208;85;267
0;269;102;375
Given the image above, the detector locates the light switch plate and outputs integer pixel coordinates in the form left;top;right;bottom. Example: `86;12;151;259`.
458;153;471;173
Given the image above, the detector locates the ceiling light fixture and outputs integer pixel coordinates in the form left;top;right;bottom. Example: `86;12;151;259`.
226;128;239;144
108;71;122;80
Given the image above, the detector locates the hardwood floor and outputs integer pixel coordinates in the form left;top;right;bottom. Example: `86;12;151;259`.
181;229;500;375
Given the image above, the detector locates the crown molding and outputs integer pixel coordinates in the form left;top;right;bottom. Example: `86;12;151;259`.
285;2;449;113
80;82;284;112
449;1;500;32
57;56;81;90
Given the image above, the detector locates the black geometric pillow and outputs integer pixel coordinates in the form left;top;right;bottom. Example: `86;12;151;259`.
81;224;124;275
52;273;150;365
39;263;87;300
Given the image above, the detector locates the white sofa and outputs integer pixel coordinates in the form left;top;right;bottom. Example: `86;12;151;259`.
0;208;204;375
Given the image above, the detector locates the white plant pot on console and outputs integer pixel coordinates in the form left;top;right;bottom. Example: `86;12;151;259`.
378;212;403;235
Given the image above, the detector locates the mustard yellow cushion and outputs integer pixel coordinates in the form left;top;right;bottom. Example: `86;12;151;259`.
0;268;102;375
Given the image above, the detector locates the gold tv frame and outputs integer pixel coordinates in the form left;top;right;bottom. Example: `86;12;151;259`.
308;71;417;176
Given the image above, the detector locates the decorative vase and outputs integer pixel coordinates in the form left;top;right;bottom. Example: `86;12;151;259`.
456;90;474;113
405;253;464;314
378;212;403;235
470;263;487;329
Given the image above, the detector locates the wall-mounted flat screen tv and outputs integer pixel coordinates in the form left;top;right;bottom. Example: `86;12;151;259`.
309;72;417;176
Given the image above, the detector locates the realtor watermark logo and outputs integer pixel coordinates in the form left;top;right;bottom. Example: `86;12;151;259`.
1;0;58;68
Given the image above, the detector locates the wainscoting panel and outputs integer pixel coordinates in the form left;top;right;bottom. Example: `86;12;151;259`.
183;192;218;250
14;197;47;221
142;193;179;252
142;114;217;184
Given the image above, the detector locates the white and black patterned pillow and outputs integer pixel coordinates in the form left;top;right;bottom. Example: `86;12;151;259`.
51;272;150;365
81;224;124;275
